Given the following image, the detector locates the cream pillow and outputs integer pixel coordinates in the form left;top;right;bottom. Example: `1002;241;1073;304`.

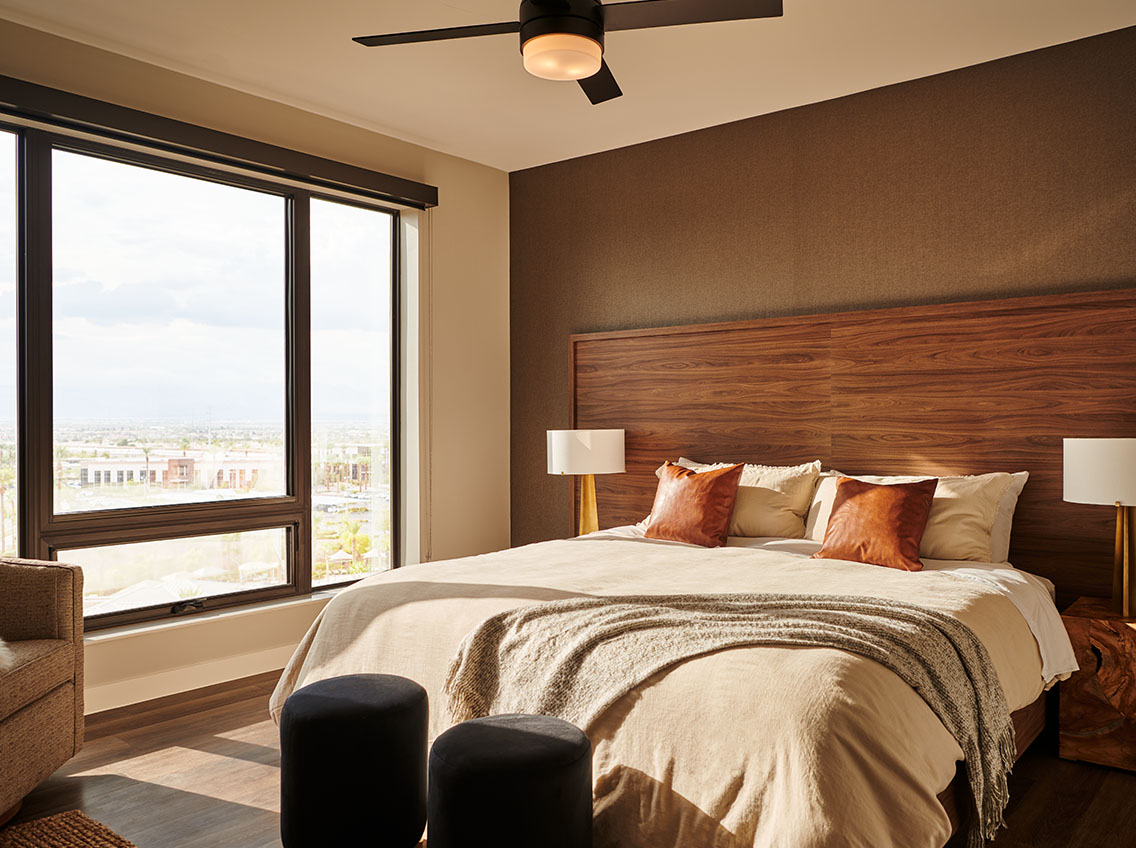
0;637;14;673
989;472;1029;563
806;471;1014;562
805;473;844;542
675;458;821;538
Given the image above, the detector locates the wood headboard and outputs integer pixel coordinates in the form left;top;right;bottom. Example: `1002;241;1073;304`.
571;287;1136;605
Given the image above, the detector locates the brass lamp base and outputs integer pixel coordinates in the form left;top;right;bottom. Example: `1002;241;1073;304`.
578;473;598;536
1115;503;1135;618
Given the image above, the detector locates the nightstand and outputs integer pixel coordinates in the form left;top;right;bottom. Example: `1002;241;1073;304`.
1059;597;1136;771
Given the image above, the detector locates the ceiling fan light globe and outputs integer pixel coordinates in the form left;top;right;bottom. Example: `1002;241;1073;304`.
522;33;603;81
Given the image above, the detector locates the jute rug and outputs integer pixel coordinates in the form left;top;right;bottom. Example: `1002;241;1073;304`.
0;811;137;848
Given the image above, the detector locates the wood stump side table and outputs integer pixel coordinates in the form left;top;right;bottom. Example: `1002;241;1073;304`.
1059;597;1136;771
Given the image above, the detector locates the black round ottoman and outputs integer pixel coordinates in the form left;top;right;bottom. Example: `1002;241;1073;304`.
280;674;428;848
428;713;593;848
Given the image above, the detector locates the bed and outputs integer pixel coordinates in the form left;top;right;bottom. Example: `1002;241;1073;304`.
273;289;1136;847
271;528;1075;847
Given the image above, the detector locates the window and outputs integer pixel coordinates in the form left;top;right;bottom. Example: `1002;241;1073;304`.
2;119;403;628
0;131;14;557
310;198;395;586
52;150;286;513
61;528;288;616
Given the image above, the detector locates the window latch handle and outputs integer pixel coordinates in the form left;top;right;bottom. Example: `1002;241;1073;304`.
171;598;206;615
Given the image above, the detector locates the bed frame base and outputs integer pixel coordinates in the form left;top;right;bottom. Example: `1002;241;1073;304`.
938;692;1047;847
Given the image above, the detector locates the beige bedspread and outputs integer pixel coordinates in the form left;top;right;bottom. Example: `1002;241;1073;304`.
270;536;1049;848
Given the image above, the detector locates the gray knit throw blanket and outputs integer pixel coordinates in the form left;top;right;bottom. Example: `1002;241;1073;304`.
443;593;1015;848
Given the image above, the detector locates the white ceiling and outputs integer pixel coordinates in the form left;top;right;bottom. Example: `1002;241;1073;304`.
1;0;1134;172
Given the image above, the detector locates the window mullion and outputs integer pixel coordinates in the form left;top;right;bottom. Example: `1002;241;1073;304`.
41;495;307;538
389;211;402;569
16;128;52;560
290;190;312;594
42;507;305;554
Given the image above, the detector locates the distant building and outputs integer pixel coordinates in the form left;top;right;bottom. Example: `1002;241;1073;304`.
312;442;391;490
77;451;269;490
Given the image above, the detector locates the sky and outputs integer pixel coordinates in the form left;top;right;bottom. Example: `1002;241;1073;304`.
0;134;393;429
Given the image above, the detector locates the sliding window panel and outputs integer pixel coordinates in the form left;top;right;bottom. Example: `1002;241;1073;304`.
59;526;289;618
51;148;287;514
0;131;14;555
310;197;395;585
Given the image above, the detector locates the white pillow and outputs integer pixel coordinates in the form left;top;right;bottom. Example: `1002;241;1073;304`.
804;472;845;541
673;458;821;538
989;472;1029;563
0;637;14;673
806;471;1019;563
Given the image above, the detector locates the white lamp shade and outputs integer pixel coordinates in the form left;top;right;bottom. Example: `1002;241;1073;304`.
1063;438;1136;506
547;429;625;475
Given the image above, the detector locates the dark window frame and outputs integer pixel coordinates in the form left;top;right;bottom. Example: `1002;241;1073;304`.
0;74;437;210
4;109;404;630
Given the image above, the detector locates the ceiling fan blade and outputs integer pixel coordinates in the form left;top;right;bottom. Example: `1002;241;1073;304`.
603;0;782;32
578;60;623;105
354;21;520;47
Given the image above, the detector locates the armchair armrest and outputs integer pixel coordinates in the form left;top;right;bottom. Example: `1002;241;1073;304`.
0;557;85;767
0;558;83;644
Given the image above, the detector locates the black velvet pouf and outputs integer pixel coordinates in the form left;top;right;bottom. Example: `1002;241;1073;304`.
428;713;593;848
280;674;428;848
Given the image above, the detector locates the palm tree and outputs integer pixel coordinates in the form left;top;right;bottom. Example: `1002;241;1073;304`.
142;446;151;494
356;456;370;494
340;519;364;562
53;444;66;493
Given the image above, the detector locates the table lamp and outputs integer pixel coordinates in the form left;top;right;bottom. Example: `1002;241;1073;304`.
547;429;625;535
1063;438;1136;616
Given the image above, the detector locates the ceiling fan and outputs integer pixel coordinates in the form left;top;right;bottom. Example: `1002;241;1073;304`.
354;0;784;105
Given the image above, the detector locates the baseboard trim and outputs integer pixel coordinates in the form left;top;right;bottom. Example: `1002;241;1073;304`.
84;641;301;715
84;668;284;741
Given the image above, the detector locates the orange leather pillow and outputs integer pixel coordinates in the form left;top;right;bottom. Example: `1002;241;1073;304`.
811;477;938;571
644;461;744;547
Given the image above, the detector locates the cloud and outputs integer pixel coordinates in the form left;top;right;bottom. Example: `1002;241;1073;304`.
0;137;396;424
53;316;285;420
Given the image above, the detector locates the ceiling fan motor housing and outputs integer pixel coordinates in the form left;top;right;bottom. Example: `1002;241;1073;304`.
518;0;606;52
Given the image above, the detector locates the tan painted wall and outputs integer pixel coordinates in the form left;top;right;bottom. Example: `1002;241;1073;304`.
0;19;511;711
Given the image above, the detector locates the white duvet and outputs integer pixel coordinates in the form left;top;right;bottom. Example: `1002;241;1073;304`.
271;530;1076;848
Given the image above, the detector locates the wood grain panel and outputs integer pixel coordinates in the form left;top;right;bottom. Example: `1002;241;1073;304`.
574;319;835;531
572;288;1136;603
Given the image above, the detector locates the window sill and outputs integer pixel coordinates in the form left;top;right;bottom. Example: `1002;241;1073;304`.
84;588;346;644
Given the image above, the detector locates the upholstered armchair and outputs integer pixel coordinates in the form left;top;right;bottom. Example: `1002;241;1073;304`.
0;558;84;824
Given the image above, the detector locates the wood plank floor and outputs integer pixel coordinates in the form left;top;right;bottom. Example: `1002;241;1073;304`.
14;673;287;848
12;676;1136;848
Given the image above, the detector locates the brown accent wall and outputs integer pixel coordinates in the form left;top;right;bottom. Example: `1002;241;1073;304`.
510;26;1136;546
